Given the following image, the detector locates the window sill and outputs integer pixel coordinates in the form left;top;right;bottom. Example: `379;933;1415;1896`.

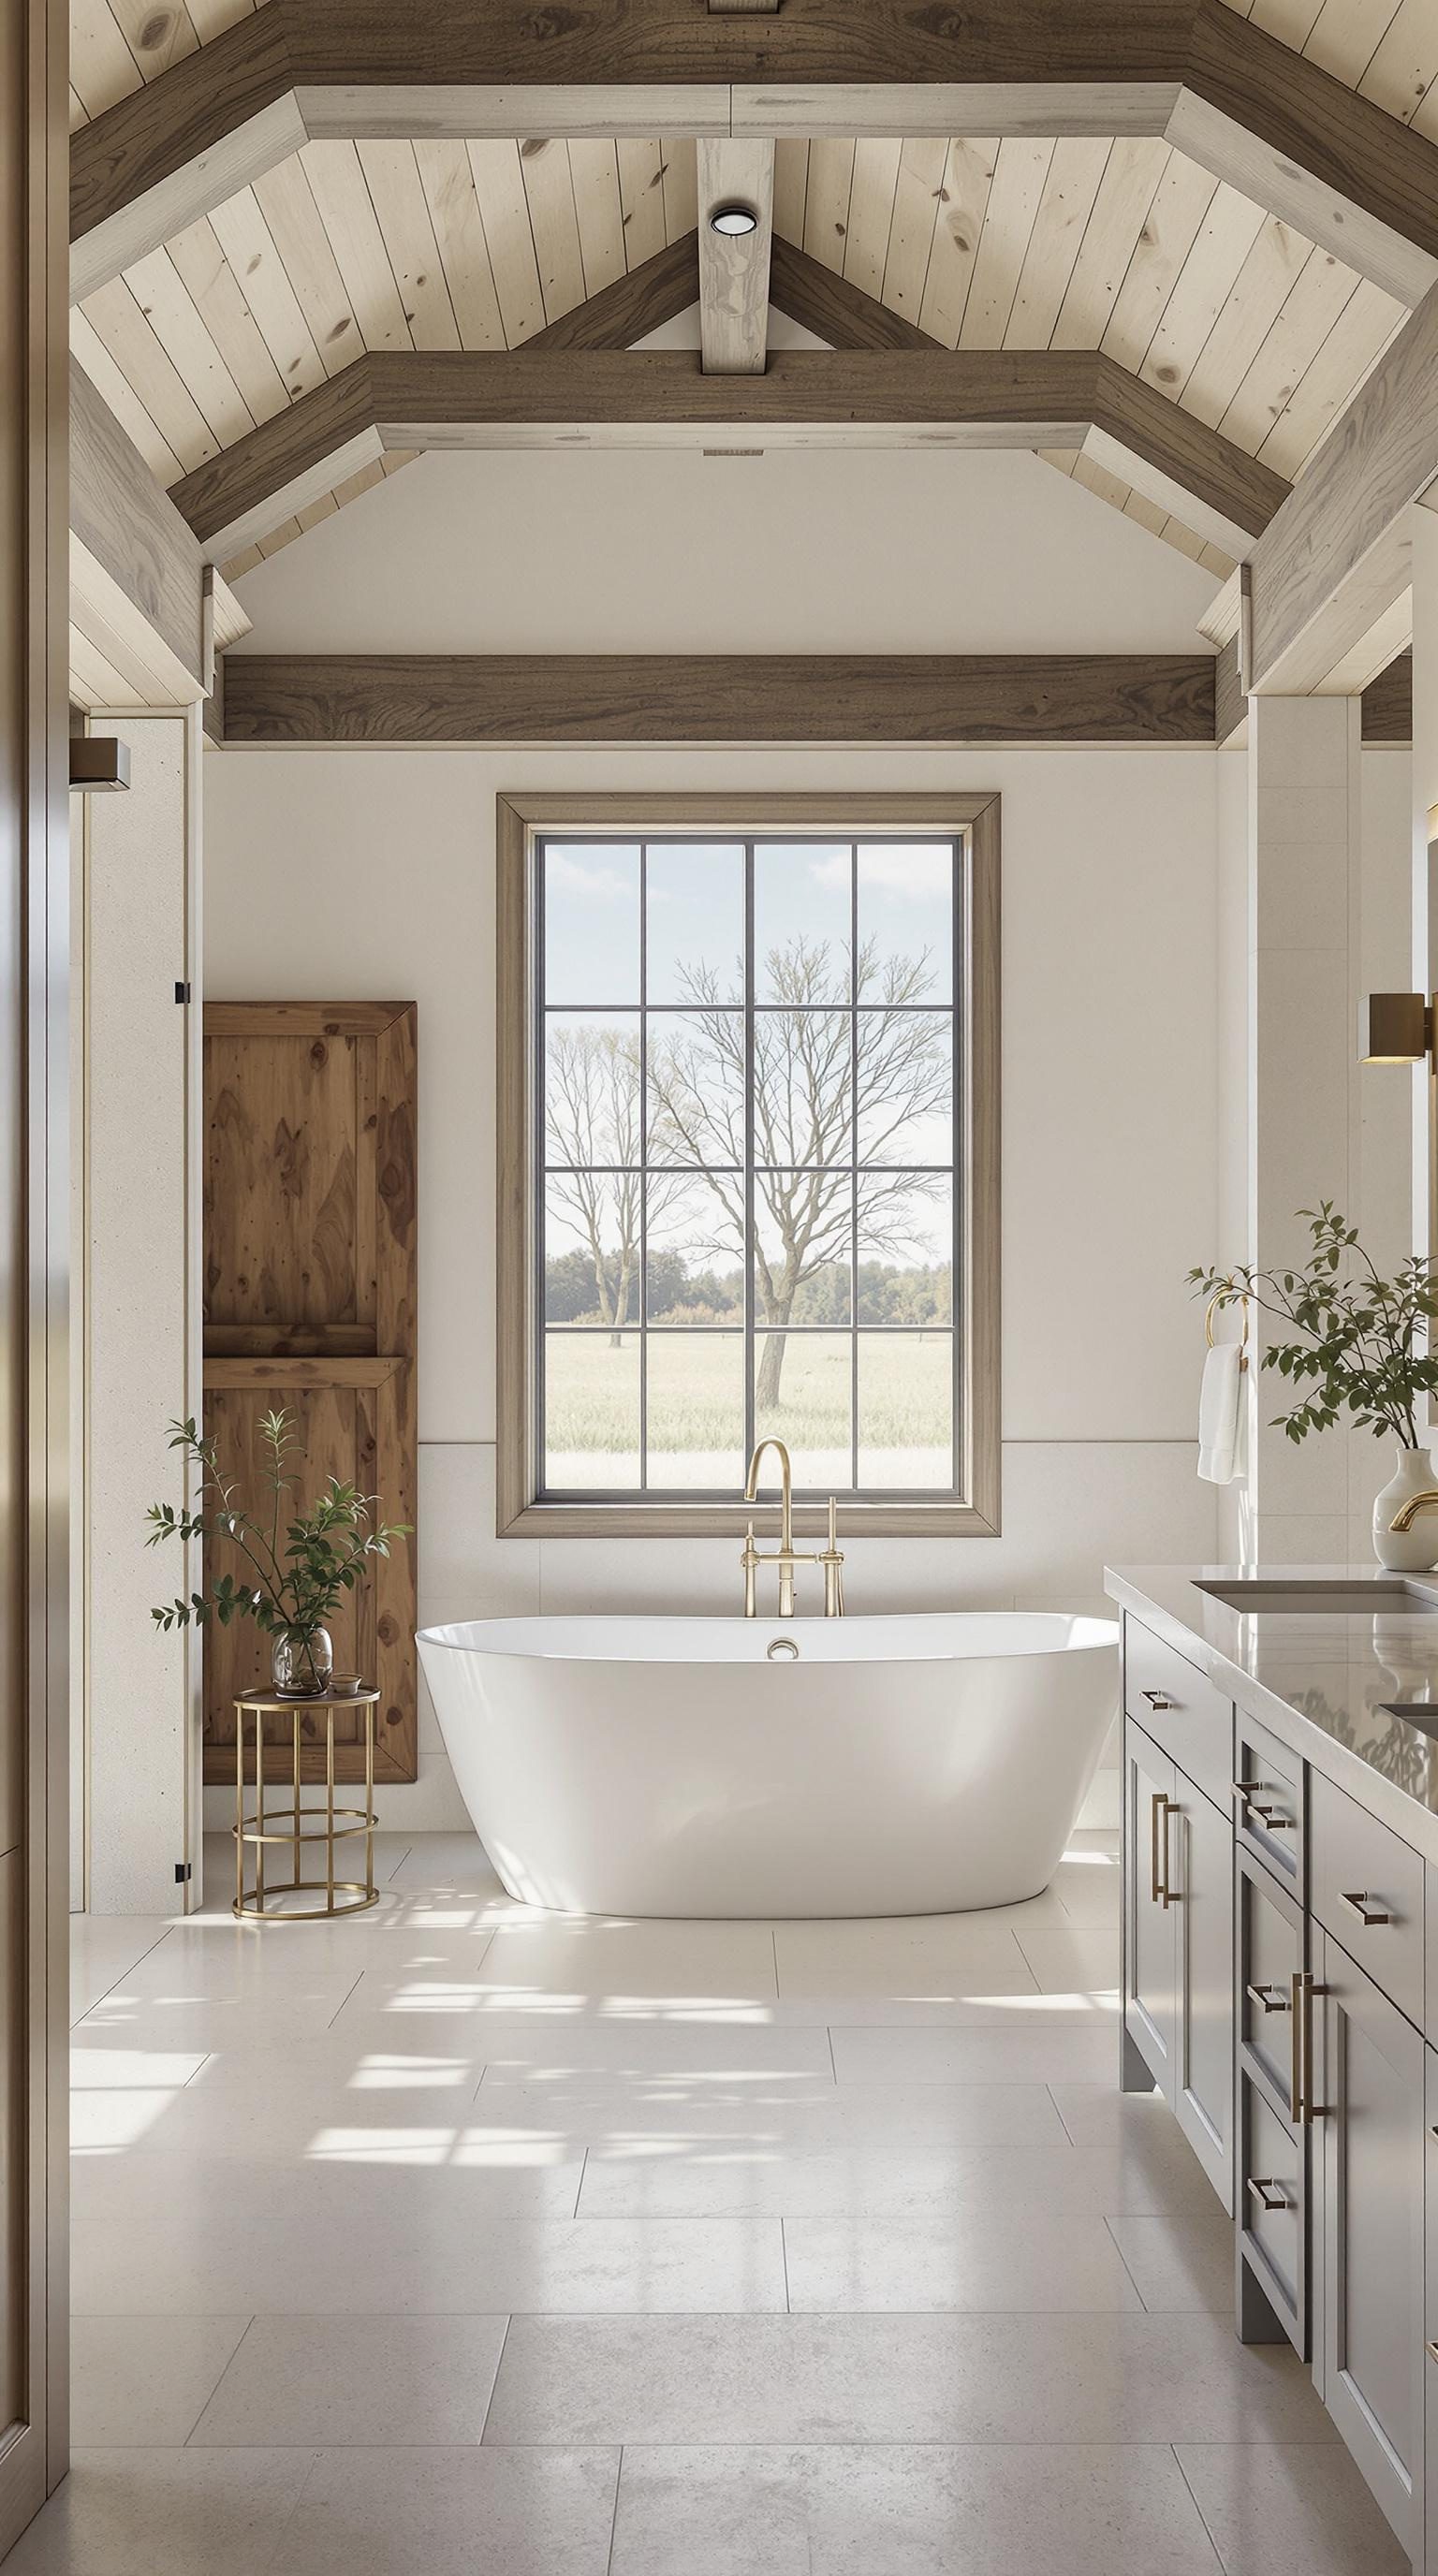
498;1500;1001;1539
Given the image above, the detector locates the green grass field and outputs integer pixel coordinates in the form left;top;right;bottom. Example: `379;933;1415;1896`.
543;1329;953;1487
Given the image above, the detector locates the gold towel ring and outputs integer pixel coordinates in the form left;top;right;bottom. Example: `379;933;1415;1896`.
1205;1284;1250;1371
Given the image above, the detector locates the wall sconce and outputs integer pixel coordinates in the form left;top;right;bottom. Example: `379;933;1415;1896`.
1358;992;1434;1062
68;737;130;793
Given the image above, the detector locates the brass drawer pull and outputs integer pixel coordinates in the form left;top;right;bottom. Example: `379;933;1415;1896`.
1149;1791;1177;1909
1290;1970;1324;2126
1142;1688;1176;1711
1340;1890;1391;1927
1233;1778;1295;1829
1245;1981;1289;2015
1429;2342;1438;2365
1247;2175;1288;2213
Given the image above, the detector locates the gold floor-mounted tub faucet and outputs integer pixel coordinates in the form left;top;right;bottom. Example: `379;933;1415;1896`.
1389;1488;1438;1533
741;1437;845;1619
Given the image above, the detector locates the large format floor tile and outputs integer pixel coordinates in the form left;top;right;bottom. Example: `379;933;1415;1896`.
271;2446;621;2576
189;2314;511;2446
68;1918;169;2025
3;2449;315;2576
1175;2440;1409;2574
782;2208;1144;2311
609;2442;1223;2576
69;2316;251;2447
829;2018;1119;2086
578;2133;1211;2220
483;2312;1335;2448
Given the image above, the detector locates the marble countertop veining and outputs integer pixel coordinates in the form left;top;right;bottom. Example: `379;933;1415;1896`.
1104;1562;1438;1860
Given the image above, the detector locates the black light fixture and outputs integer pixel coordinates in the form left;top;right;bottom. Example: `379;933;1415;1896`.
709;203;759;237
1358;992;1433;1063
68;737;130;794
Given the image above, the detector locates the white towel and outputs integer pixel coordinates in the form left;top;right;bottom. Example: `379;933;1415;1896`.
1197;1342;1248;1485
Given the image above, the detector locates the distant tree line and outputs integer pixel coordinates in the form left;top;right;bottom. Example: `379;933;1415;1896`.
545;1249;951;1329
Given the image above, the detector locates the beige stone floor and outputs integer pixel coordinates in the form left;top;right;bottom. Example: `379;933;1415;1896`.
4;1828;1405;2574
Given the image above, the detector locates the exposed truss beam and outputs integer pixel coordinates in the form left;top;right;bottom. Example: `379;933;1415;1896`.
169;341;1287;565
218;651;1218;744
70;0;1438;309
697;139;773;374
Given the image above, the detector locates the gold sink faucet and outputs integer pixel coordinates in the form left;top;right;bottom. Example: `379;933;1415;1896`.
1389;1489;1438;1532
741;1438;844;1617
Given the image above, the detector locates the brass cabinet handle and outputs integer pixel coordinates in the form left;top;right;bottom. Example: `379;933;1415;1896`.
1247;2175;1288;2213
1428;2342;1438;2365
1233;1778;1294;1829
1292;1971;1324;2125
1289;1968;1303;2123
1149;1793;1178;1910
1245;1981;1289;2015
1340;1890;1391;1927
1142;1688;1176;1711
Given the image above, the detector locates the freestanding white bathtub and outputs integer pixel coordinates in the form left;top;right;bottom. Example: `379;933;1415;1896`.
417;1611;1119;1918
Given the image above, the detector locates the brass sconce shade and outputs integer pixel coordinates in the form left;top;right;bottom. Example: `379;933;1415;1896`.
1358;992;1433;1063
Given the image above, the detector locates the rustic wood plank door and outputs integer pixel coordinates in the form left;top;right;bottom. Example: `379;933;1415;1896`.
201;1003;418;1783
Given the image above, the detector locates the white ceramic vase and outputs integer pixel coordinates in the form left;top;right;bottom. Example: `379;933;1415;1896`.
1372;1445;1438;1570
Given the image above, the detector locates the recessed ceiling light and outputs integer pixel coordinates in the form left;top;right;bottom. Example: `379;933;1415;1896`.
710;203;759;237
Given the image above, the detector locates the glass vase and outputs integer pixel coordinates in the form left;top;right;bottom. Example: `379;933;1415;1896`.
271;1625;334;1697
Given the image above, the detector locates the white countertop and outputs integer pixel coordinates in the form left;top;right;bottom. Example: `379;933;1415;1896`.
1104;1562;1438;1863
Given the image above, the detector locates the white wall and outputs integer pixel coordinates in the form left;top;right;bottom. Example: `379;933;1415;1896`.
204;739;1225;1825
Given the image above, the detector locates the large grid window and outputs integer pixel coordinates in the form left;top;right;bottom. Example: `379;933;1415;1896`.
534;827;972;1506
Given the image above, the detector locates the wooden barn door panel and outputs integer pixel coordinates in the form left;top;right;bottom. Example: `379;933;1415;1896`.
201;1005;417;1785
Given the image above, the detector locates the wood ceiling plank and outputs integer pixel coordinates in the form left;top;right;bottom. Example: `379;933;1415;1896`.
220;651;1220;746
68;622;150;709
414;140;506;349
121;243;257;446
185;0;257;36
1049;136;1169;347
1092;348;1285;539
1254;271;1405;468
357;140;462;347
300;140;411;350
917;140;999;346
251;155;360;374
617;139;670;271
1100;153;1218;371
959;138;1054;346
80;272;220;476
1173;209;1308;420
70;0;143;120
697;139;774;373
105;0;201;83
208;182;330;398
1249;0;1325;42
294;490;339;531
770;138;811;250
1302;0;1402;86
800;137;857;278
1003;138;1111;346
519;137;588;324
71;87;91;131
1357;0;1438;120
661;138;699;240
1137;181;1268;396
166;211;293;422
568;140;627;297
877;139;947;326
465;141;545;344
842;139;903;300
1217;242;1363;448
70;306;183;482
768;233;932;348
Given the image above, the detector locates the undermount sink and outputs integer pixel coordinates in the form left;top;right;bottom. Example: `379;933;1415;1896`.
1196;1577;1438;1615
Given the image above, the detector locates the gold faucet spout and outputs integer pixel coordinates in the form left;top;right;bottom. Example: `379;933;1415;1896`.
744;1437;794;1554
1389;1487;1438;1533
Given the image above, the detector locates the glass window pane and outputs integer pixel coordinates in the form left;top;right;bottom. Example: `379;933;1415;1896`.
647;1173;743;1325
755;1173;852;1327
544;1331;639;1488
545;1014;640;1168
646;1333;744;1489
755;1331;852;1488
754;1010;851;1167
647;1010;744;1168
543;843;639;1004
645;843;743;1003
857;1177;952;1325
755;842;851;1002
858;1334;953;1488
544;1173;640;1325
857;842;953;1006
857;1009;951;1165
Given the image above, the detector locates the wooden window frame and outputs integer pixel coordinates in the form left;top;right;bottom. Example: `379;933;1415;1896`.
496;793;1000;1538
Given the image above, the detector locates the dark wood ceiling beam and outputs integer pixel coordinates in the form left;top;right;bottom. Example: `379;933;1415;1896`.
169;344;1287;564
522;230;698;351
219;651;1218;745
69;0;1438;308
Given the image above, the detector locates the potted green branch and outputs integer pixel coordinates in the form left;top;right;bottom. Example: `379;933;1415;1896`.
1192;1203;1438;1567
146;1408;410;1694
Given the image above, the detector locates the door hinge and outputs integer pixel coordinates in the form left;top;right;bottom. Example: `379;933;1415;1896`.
174;1860;192;1884
174;980;191;1004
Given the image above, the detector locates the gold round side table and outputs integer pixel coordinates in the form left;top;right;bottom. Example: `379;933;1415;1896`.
233;1685;380;1921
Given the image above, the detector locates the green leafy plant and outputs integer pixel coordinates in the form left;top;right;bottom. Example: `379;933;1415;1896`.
1191;1204;1438;1446
146;1409;409;1685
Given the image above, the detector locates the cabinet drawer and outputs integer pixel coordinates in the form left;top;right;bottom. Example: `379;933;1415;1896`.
1235;1711;1305;1896
1428;2052;1438;2346
1238;2070;1307;2357
1311;1772;1423;2030
1238;1845;1303;2117
1123;1617;1233;1812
